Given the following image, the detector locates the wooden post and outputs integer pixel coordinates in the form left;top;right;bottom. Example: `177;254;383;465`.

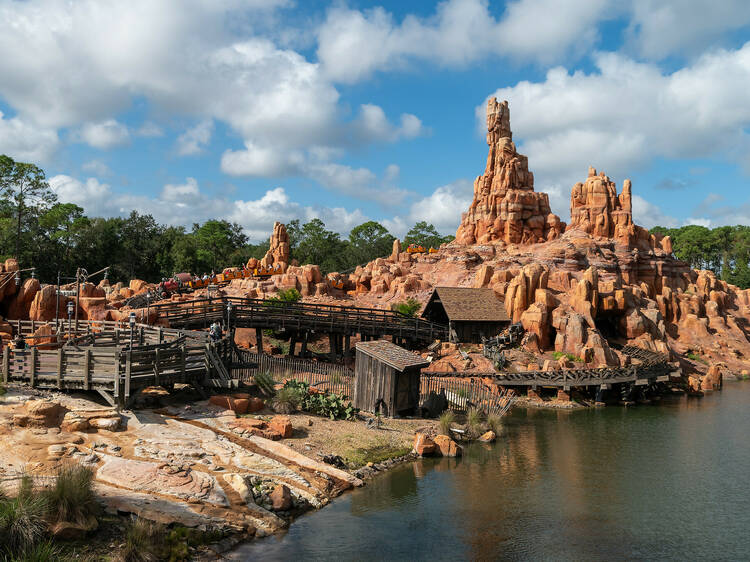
83;348;90;391
288;334;297;357
56;348;64;389
256;328;264;353
344;335;350;356
114;351;121;406
29;347;37;388
124;351;132;404
301;331;309;358
329;333;336;363
180;345;186;383
2;347;8;384
153;348;160;387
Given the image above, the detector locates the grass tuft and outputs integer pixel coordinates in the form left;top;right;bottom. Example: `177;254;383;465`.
271;386;300;414
465;407;483;439
42;464;98;525
0;484;49;556
486;413;502;435
439;410;455;436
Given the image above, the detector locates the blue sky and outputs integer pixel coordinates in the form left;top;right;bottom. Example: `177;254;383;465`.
1;0;750;241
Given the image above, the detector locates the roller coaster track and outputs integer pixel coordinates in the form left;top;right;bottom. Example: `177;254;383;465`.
149;296;449;344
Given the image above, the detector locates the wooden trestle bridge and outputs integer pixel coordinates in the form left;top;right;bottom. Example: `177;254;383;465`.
150;296;450;357
1;294;675;409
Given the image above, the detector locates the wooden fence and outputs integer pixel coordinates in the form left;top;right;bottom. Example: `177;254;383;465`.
231;348;515;416
420;375;515;416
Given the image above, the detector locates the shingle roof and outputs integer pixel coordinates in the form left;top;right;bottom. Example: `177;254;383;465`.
355;340;430;371
425;287;509;322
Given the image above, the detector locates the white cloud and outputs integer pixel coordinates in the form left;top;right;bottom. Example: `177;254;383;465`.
0;0;423;203
383;179;474;236
0;111;59;162
81;160;112;176
175;120;213;156
49;174;368;240
75;120;130;149
625;0;750;59
631;194;679;229
481;44;750;217
354;104;426;142
316;0;612;83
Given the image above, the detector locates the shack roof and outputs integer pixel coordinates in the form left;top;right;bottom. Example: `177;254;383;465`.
355;340;430;371
423;287;509;322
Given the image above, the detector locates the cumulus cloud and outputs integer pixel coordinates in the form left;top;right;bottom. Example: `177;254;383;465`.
75;120;130;149
49;174;368;240
0;111;59;162
383;179;474;236
0;0;424;202
480;43;750;217
316;0;612;83
175;120;214;156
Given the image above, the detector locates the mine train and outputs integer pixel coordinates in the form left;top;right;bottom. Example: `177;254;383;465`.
155;265;282;298
155;264;346;298
406;244;438;254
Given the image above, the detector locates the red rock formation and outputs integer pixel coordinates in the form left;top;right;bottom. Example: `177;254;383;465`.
455;98;564;245
258;221;290;272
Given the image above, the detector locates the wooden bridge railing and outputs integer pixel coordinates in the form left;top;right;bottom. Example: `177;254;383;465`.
149;296;449;343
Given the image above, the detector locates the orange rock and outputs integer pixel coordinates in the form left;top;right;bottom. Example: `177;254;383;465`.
269;483;293;511
433;434;462;457
413;432;437;456
455;98;564;246
268;415;293;438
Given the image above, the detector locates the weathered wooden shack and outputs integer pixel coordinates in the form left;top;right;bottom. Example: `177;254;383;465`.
354;340;430;417
421;287;510;343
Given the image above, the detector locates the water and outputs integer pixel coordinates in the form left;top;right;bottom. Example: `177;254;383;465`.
231;383;750;561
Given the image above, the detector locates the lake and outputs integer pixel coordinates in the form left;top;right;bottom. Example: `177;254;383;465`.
230;382;750;561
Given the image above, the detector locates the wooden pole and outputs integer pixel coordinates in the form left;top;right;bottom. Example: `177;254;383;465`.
2;346;8;384
256;328;264;353
83;348;90;391
74;267;81;333
56;348;63;389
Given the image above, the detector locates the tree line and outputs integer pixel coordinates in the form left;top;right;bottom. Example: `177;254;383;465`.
0;155;453;284
651;224;750;289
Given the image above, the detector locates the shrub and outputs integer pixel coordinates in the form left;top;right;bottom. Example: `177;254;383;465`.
272;386;300;414
303;391;359;420
118;517;164;562
8;540;60;561
486;413;502;435
253;371;277;397
552;351;582;363
439;410;455;435
0;483;48;557
391;298;421;318
43;464;98;525
0;385;6;397
266;288;302;307
465;407;483;439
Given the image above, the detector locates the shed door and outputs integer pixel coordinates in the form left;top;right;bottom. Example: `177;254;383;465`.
395;372;412;413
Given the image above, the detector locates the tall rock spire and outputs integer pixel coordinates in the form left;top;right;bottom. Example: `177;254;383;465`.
455;98;564;245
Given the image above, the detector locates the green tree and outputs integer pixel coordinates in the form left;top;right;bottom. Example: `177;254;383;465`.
0;155;56;258
403;221;452;249
294;219;348;273
191;219;248;272
348;221;394;266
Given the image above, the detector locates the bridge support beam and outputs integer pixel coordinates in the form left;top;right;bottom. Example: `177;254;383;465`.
344;335;350;356
255;328;264;353
288;334;297;357
329;333;336;362
301;331;309;358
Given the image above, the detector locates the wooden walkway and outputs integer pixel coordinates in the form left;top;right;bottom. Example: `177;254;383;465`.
2;320;228;407
150;296;449;346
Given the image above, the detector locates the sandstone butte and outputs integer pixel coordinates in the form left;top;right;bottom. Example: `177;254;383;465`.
1;98;747;391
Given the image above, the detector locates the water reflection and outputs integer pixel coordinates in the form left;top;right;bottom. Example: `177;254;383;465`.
232;384;750;561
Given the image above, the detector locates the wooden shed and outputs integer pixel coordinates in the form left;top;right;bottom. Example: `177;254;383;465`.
354;340;430;417
421;287;510;343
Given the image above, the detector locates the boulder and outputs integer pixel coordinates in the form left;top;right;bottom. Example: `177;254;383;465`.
433;434;462;457
268;415;293;438
413;432;437;456
478;430;496;443
269;483;293;511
